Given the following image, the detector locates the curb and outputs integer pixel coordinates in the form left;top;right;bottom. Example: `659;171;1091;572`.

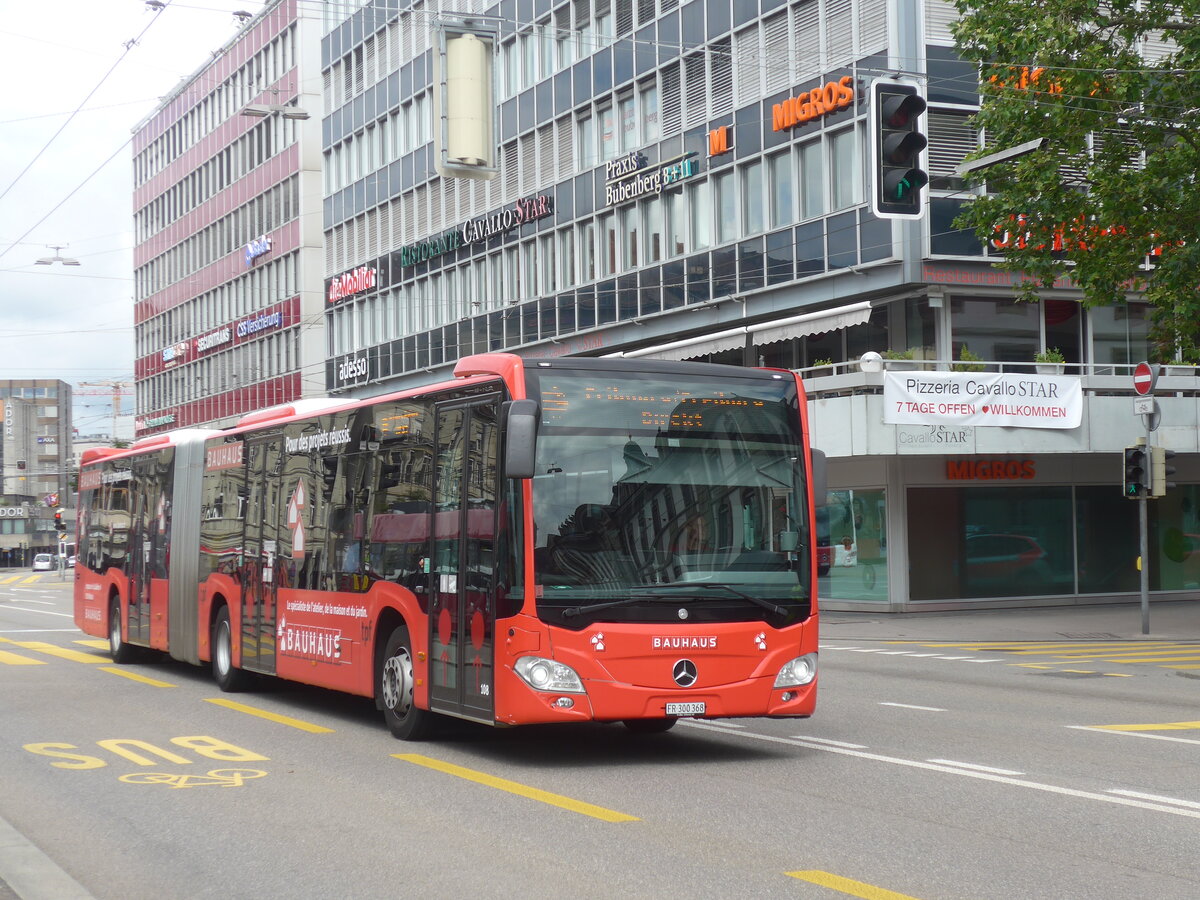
0;813;94;900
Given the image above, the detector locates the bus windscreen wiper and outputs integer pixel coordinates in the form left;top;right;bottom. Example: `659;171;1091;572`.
562;593;688;619
645;583;789;618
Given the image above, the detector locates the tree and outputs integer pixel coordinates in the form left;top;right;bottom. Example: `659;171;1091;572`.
951;0;1200;359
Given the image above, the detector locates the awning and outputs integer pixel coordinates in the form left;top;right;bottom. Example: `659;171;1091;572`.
604;301;874;361
751;300;872;346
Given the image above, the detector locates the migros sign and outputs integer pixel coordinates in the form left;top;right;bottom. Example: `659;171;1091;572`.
772;76;855;132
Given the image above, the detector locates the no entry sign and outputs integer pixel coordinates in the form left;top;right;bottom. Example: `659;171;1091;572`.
1132;361;1157;396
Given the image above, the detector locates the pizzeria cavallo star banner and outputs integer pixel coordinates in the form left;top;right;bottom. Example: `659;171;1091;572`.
883;371;1082;429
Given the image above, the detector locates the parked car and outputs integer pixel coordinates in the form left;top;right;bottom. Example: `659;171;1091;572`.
32;553;54;572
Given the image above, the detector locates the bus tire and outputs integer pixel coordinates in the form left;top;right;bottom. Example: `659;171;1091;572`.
109;597;135;664
379;626;435;740
212;605;252;692
623;718;677;734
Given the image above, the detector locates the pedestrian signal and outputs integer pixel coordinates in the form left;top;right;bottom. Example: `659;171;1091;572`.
1122;445;1147;499
870;79;928;219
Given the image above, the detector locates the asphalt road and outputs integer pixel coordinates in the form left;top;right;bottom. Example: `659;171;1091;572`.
2;575;1198;900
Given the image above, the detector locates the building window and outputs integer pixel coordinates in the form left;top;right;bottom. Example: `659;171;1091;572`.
799;140;823;220
618;94;636;153
639;80;659;144
689;180;711;249
741;160;764;236
714;170;736;244
578;113;597;169
768;150;793;229
829;127;861;211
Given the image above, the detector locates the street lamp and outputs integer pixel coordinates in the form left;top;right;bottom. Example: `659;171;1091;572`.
241;103;310;120
35;245;81;266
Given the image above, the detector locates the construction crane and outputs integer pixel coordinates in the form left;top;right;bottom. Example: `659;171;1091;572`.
76;381;134;441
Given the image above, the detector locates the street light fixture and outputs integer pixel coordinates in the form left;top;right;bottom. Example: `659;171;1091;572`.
241;103;310;120
35;245;81;266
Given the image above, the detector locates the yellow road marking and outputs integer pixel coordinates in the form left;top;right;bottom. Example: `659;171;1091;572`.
1102;673;1134;677
1164;664;1200;669
204;698;334;733
75;640;110;650
1093;721;1200;732
8;641;107;664
0;650;46;665
916;641;1176;649
394;753;639;822
0;576;21;584
100;666;175;687
786;870;923;899
1107;656;1200;664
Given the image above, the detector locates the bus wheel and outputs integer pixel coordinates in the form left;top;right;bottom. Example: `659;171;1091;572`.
623;718;677;734
108;598;135;664
379;627;434;740
212;606;252;692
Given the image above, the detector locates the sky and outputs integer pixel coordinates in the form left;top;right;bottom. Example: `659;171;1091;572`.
0;0;268;439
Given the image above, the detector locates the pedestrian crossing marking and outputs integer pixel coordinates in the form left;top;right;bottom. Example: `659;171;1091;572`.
0;650;46;665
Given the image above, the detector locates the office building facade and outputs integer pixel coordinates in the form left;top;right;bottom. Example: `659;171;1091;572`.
132;0;326;436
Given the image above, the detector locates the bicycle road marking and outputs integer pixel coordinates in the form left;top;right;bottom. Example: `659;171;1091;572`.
119;768;268;788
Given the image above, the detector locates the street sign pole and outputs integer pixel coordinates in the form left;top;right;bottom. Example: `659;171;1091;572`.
1139;433;1150;635
1132;361;1157;635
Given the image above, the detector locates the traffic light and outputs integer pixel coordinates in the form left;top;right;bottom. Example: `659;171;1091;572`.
1123;445;1148;499
870;79;928;219
1151;446;1176;498
54;509;66;533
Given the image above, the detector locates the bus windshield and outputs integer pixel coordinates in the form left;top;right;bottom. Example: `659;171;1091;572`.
528;368;810;629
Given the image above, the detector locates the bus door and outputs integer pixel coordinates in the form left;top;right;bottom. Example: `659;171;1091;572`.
240;435;281;674
126;455;170;647
126;471;155;645
429;396;500;723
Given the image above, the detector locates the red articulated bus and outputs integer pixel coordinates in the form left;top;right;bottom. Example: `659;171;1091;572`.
75;354;825;738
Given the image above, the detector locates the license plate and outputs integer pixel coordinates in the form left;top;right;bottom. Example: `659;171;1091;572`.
665;702;706;716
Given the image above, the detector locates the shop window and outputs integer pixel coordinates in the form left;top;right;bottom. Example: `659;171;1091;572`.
768;151;794;229
819;489;889;602
908;486;1075;601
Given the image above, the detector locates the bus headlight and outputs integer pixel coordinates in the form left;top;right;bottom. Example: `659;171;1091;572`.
514;656;586;693
773;653;817;688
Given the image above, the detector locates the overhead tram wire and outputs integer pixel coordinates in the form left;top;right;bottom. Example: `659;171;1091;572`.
0;0;177;215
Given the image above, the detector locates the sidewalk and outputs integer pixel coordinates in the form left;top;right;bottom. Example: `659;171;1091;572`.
822;600;1200;643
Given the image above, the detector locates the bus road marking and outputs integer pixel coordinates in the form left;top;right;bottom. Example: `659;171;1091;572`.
0;649;46;665
100;666;176;687
204;698;334;733
786;869;923;899
6;641;108;664
393;753;639;823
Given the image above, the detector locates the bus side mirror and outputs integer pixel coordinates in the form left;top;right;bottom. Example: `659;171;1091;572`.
779;531;800;552
809;448;828;508
504;399;539;479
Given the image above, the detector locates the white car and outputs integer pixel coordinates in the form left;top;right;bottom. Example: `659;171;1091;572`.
32;553;54;571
